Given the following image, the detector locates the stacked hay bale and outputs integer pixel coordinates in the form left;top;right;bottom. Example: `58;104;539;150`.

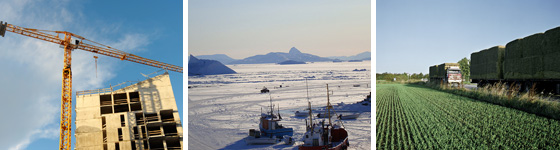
504;26;560;80
471;46;505;80
437;63;460;78
543;27;560;78
429;65;438;79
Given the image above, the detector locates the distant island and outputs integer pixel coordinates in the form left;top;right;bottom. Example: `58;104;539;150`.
188;55;236;76
277;60;306;65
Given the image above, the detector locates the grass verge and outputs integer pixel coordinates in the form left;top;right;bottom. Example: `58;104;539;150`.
414;82;560;120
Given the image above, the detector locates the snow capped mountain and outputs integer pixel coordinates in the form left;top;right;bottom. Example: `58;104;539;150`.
328;51;371;61
196;54;237;64
230;47;332;64
288;47;302;54
188;55;236;76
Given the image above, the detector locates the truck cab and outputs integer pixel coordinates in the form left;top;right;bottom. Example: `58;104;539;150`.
446;66;462;85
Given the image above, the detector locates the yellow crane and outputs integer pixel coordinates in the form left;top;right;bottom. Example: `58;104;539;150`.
0;21;182;150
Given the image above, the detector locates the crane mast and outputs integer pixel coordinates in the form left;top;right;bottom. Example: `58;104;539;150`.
0;21;183;150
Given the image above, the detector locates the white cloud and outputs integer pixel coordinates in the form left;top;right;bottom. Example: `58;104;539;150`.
111;33;151;52
0;0;152;149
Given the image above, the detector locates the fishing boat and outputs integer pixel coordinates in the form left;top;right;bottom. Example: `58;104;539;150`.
316;110;336;118
246;95;293;145
337;113;360;120
283;135;295;145
245;129;277;145
299;84;349;150
259;95;294;138
295;110;309;117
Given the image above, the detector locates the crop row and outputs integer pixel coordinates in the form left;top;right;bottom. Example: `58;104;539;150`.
377;84;560;149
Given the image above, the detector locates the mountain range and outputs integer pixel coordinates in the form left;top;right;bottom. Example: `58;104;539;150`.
194;47;371;64
229;47;331;64
327;51;371;61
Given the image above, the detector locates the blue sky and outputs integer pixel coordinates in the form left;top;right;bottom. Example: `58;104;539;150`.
188;0;371;59
377;0;560;74
0;0;182;149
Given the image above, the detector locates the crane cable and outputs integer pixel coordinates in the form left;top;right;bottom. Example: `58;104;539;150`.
93;55;98;78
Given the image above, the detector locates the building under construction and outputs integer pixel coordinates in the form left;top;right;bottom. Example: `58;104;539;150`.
75;73;182;150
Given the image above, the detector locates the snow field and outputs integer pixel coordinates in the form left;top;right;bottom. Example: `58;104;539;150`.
188;62;371;149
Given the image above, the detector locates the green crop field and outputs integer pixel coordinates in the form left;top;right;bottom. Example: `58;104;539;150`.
376;84;560;149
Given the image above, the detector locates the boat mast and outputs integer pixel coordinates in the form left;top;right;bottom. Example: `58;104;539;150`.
278;103;282;119
306;78;313;127
327;84;332;126
269;94;273;117
306;78;310;101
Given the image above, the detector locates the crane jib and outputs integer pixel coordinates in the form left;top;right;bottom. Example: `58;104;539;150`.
1;21;183;73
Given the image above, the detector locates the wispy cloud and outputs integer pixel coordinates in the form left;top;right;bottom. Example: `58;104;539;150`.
111;33;151;52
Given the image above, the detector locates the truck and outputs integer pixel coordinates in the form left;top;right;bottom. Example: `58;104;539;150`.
470;26;560;94
429;63;463;86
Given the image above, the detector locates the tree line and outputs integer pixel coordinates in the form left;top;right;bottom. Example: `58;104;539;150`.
377;57;471;82
376;72;429;81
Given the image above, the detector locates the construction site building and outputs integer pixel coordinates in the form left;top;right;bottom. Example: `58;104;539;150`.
75;73;183;150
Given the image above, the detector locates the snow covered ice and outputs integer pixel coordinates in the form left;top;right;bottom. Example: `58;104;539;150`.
188;61;371;150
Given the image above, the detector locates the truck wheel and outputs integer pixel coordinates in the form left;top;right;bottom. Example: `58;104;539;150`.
555;84;560;95
477;80;485;88
523;81;534;93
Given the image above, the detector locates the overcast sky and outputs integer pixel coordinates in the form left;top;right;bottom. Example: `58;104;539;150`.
188;0;371;59
377;0;560;74
0;0;182;149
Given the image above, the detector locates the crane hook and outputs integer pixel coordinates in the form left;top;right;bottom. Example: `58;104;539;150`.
93;56;98;78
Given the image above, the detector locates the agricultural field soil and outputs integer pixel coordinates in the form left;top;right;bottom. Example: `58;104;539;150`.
189;61;371;150
377;84;560;149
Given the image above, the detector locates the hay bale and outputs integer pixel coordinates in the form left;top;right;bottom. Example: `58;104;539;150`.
502;26;560;80
505;38;524;60
543;52;560;79
429;65;438;78
470;46;505;79
521;33;545;57
496;46;506;79
504;33;547;79
544;26;560;55
508;56;544;79
503;59;515;79
470;52;480;79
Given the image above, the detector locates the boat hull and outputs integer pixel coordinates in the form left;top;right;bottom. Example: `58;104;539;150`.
245;136;277;145
295;112;309;117
299;128;349;150
338;114;360;120
317;113;333;118
260;127;293;138
298;137;349;150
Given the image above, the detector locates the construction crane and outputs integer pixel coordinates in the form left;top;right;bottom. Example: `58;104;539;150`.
0;21;183;150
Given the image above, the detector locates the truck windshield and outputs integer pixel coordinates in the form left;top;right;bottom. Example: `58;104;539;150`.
448;70;461;74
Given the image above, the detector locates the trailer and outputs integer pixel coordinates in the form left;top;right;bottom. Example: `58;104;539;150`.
429;63;462;86
470;26;560;94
